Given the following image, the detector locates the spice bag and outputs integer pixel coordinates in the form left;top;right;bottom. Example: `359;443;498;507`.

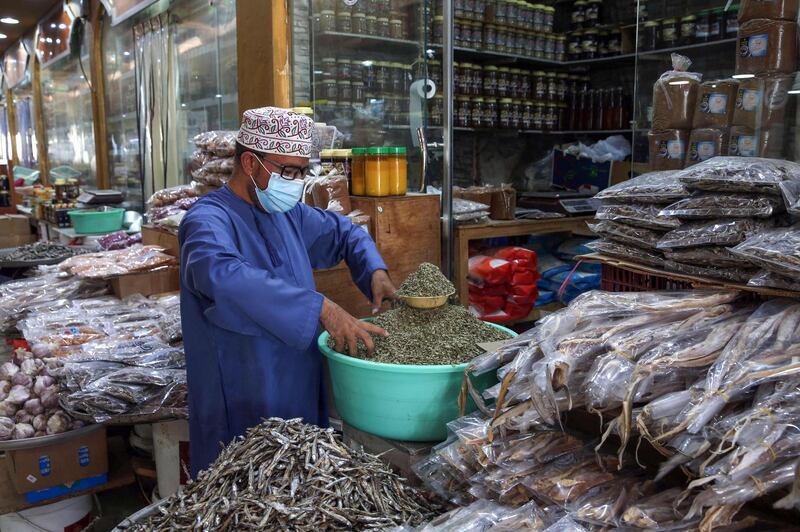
692;79;738;129
736;19;797;76
648;129;688;171
684;128;729;167
652;54;702;130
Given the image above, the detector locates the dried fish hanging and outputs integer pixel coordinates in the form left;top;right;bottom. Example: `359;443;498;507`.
125;418;438;531
418;290;800;530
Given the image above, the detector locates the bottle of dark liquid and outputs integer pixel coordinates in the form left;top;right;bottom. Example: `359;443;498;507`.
594;89;605;130
583;89;594;130
615;87;627;129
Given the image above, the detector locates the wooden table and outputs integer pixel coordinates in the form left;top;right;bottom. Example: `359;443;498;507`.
453;216;594;305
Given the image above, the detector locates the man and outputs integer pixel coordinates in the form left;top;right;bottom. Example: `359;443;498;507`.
179;107;395;476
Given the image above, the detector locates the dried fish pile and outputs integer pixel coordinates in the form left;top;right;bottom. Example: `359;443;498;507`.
329;304;511;365
17;294;186;422
396;262;455;298
124;418;438;531
590;156;800;289
3;241;89;263
416;290;800;530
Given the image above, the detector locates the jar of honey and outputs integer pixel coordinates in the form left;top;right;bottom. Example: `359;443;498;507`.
365;147;390;197
350;148;367;195
387;147;407;195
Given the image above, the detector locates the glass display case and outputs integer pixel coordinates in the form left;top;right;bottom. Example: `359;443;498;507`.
40;22;98;188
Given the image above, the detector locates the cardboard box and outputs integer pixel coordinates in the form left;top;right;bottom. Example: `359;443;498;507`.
552;149;632;191
0;214;30;236
142;225;180;259
111;266;180;298
0;233;36;249
6;427;108;502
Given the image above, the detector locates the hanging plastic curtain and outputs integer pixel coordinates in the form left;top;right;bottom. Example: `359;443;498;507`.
134;13;180;198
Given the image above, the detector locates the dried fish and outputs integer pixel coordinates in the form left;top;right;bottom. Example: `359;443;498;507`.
125;418;438;531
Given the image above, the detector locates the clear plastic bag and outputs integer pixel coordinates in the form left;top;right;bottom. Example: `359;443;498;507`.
192;130;236;156
659;194;783;219
676;156;800;195
588;221;662;250
621;487;688;529
586;239;665;267
779;180;800;217
663;246;752;268
191;167;230;187
729;225;800;277
146;182;200;208
454;197;491;214
311;172;351;215
652;53;702;130
595;203;680;230
747;270;800;291
200;157;234;174
594;171;687;204
664;260;757;283
656;218;772;250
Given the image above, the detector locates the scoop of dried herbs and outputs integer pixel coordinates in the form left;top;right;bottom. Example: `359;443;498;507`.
329;304;512;365
126;418;439;531
396;262;456;298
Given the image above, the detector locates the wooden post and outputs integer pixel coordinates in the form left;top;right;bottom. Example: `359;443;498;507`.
90;0;109;189
5;89;18;168
31;55;49;186
236;0;292;117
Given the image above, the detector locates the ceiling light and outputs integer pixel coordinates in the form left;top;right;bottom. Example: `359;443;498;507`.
788;89;800;94
732;74;755;79
0;17;19;25
0;33;5;39
123;51;130;56
50;23;56;28
58;23;67;29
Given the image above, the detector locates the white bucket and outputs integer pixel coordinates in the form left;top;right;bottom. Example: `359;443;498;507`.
0;494;92;532
152;420;190;498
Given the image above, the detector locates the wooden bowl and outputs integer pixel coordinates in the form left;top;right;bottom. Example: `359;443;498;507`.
399;290;455;309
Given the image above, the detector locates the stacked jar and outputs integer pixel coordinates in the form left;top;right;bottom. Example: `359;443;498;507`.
636;6;736;52
361;147;408;196
312;0;409;39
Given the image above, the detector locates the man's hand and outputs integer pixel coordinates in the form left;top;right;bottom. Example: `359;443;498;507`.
320;298;387;357
370;269;397;315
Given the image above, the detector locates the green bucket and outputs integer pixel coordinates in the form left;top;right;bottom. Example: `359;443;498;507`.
68;208;125;234
318;322;516;442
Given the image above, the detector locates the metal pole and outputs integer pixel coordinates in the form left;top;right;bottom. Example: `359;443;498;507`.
441;0;454;280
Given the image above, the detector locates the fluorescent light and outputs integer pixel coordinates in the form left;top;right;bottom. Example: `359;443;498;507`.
732;74;755;79
788;89;800;94
50;23;56;28
123;51;130;56
0;33;5;39
58;23;67;29
215;94;222;98
0;17;20;25
668;80;689;85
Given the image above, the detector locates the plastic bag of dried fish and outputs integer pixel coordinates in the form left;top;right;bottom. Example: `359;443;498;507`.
663;246;749;268
747;270;800;292
779;180;800;217
585;239;665;267
542;515;590;532
588;221;662;250
520;454;617;505
675;156;800;195
664;260;758;283
729;225;800;277
656;218;772;250
659;194;784;219
593;171;688;204
620;487;692;529
594;204;680;230
567;477;639;527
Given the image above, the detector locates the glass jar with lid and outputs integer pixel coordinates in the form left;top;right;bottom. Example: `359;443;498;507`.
533;70;547;100
533;101;546;129
545;72;557;101
336;100;352;120
426;59;442;87
545;103;558;130
366;15;378;35
430;94;444;126
724;7;738;38
389;62;405;94
473;21;486;49
597;29;609;56
389;18;404;39
470;64;483;96
387;147;407;195
522;100;534;129
455;0;467;19
337;80;352;102
471;97;485;128
544;35;556;60
499;98;513;128
568;31;582;60
507;28;519;55
337;10;352;32
320;10;336;32
352;81;365;102
352;12;367;33
461;21;473;48
555;35;567;61
377;17;390;37
456;96;471;127
483;66;498;96
608;27;622;55
709;8;722;40
556;73;569;100
639;20;659;51
581;29;599;59
508;69;522;98
454;19;464;47
495;0;509;25
532;4;545;32
365;147;390;197
484;98;499;128
680;15;696;45
321;57;336;79
402;65;412;93
456;62;470;94
336;58;352;79
351;148;367;196
533;32;545;58
518;69;531;99
572;0;587;30
507;0;519;22
695;10;710;42
661;18;678;47
432;16;444;43
585;0;601;27
485;24;498;51
375;61;390;92
497;67;511;98
496;25;509;52
475;0;487;20
544;6;555;31
511;100;523;128
321;79;337;100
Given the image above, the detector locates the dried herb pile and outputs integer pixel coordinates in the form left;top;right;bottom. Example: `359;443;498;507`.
396;262;455;298
332;304;512;365
126;418;438;531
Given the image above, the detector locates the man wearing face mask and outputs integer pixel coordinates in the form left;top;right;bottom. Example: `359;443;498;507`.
179;107;396;476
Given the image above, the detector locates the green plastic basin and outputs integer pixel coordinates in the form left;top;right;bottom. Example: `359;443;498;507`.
318;322;516;442
68;208;125;234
